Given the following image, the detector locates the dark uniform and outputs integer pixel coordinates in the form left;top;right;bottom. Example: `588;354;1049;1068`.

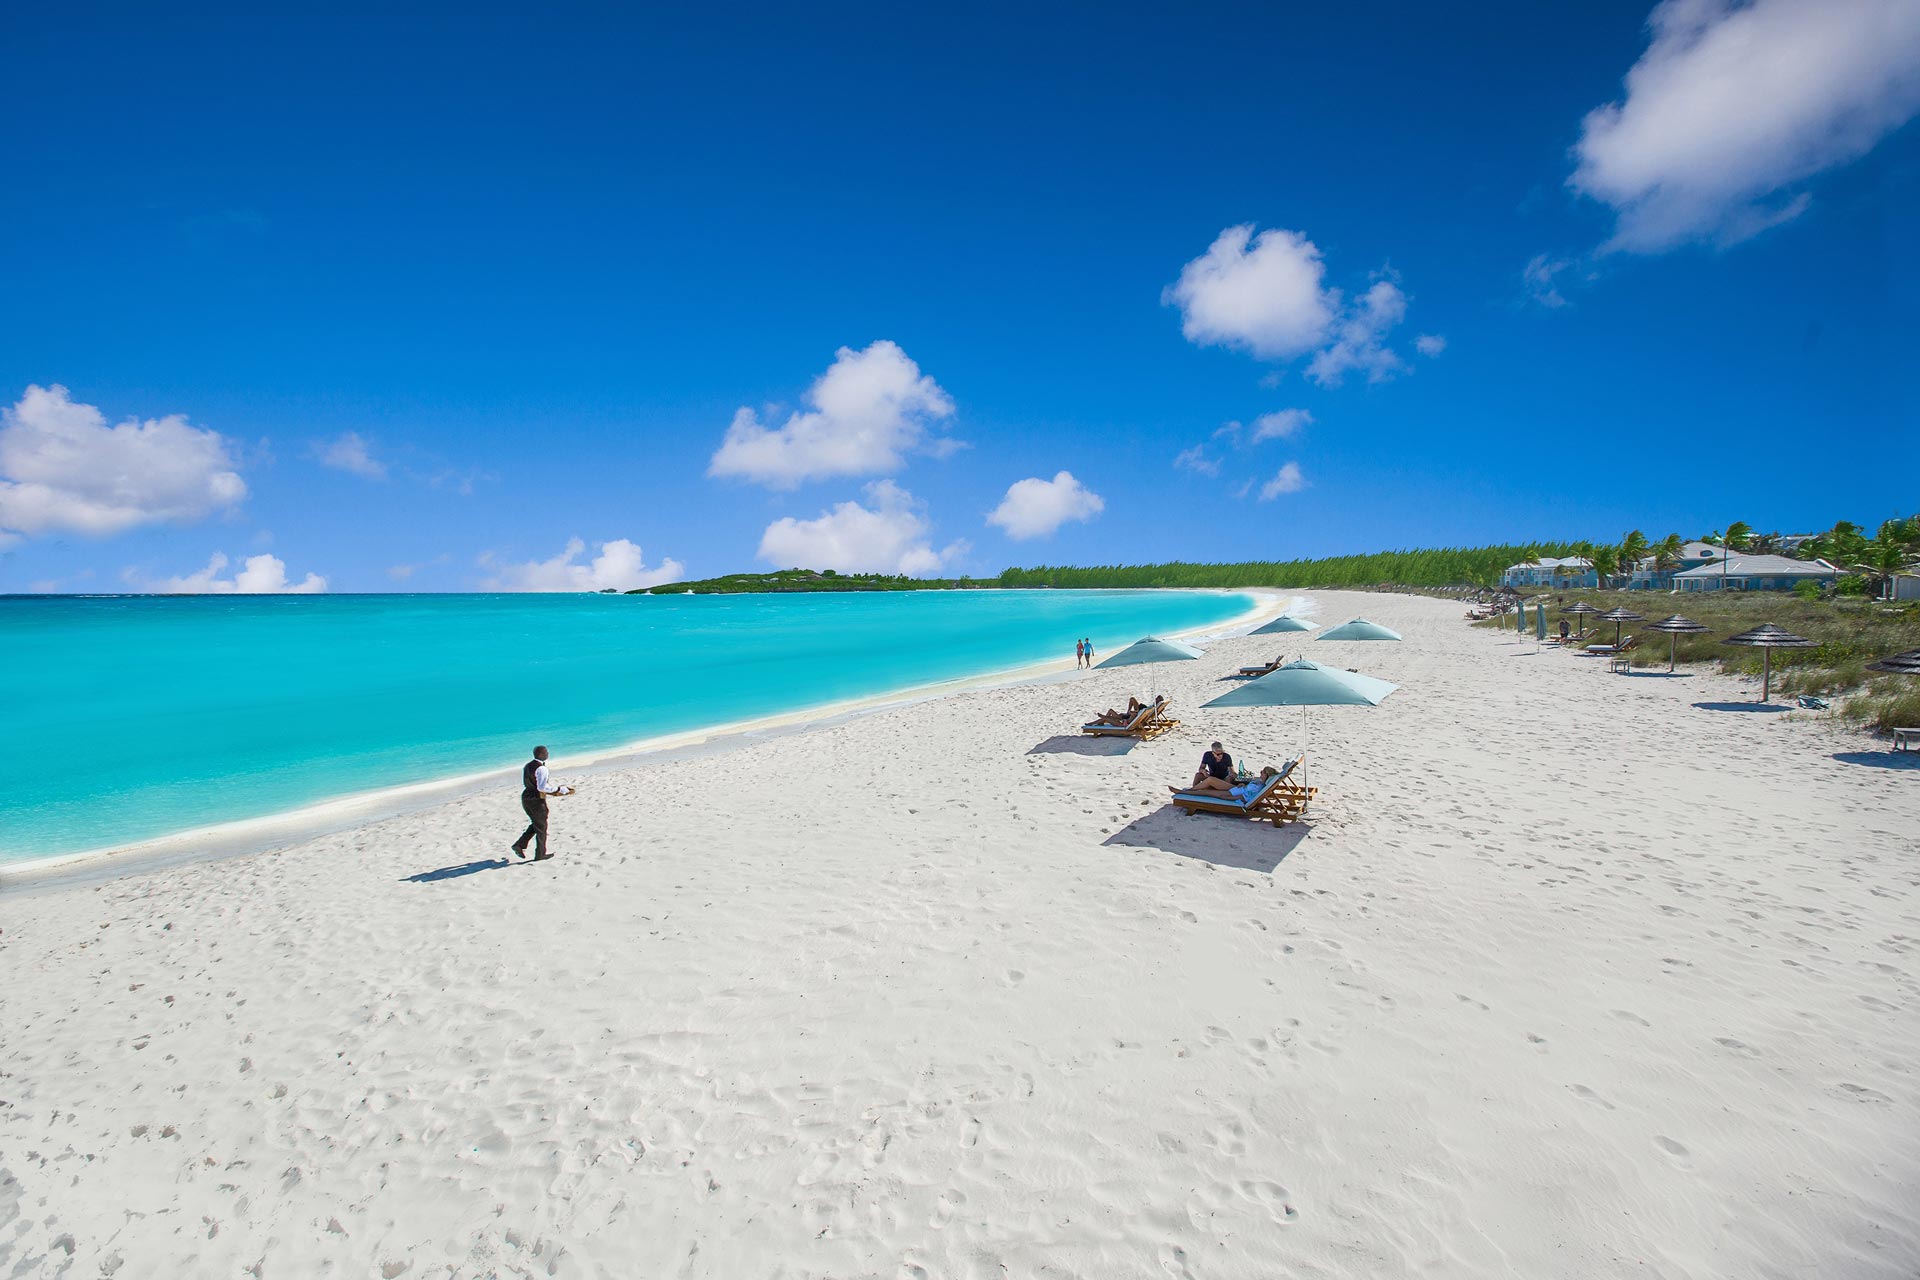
514;757;551;859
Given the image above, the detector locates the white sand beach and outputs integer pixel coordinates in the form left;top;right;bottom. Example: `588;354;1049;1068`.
3;590;1916;1279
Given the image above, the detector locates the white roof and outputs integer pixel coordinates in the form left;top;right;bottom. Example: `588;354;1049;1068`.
1672;554;1837;578
1506;556;1593;572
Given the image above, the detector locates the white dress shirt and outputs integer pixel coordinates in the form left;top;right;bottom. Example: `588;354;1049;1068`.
532;763;561;794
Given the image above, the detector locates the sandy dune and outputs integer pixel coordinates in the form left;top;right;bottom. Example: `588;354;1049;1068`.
3;591;1916;1279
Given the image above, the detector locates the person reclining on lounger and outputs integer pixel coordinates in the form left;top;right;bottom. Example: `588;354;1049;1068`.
1090;695;1165;726
1090;696;1147;726
1177;763;1281;798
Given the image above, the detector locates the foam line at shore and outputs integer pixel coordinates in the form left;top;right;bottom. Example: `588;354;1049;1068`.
2;589;1286;892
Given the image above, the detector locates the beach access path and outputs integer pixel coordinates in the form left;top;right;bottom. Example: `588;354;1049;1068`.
2;590;1915;1279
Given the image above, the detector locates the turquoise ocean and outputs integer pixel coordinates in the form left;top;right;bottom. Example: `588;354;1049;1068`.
1;589;1254;864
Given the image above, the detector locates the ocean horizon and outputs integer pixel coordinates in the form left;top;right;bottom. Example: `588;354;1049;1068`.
2;588;1256;864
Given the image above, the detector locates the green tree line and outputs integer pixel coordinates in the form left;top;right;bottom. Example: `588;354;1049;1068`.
997;544;1583;591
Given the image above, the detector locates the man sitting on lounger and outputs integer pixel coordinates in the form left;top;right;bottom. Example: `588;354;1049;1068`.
1190;741;1234;789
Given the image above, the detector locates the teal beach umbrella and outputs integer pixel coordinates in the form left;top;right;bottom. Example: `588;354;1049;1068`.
1203;659;1398;765
1252;614;1315;635
1535;604;1547;642
1095;636;1204;668
1316;618;1403;642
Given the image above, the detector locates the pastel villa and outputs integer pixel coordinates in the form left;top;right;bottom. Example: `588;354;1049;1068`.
1501;541;1842;593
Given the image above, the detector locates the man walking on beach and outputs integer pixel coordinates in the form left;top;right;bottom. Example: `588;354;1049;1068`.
1083;637;1095;667
512;745;571;861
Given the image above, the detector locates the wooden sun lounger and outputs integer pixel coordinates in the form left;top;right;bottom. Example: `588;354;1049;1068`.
1082;701;1180;741
1170;755;1316;826
1584;634;1637;656
1236;657;1283;677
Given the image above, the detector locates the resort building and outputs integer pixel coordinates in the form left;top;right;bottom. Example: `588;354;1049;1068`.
1672;554;1839;592
1626;540;1723;589
1501;556;1596;588
1893;573;1920;602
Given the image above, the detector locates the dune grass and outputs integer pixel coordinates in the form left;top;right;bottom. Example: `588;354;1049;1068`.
1476;589;1920;733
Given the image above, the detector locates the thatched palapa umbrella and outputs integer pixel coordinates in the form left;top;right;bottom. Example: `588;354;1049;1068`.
1722;623;1815;703
1867;648;1920;675
1599;607;1644;649
1561;600;1600;641
1644;615;1710;672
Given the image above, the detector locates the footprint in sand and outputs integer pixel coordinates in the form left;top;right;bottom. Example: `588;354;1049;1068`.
1654;1135;1690;1160
1568;1084;1614;1110
930;1188;966;1228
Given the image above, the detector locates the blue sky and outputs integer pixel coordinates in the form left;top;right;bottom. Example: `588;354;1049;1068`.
2;1;1915;592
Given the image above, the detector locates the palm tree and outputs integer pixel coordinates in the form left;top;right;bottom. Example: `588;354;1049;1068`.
1718;521;1752;589
1654;533;1683;571
1619;530;1651;587
1589;544;1621;587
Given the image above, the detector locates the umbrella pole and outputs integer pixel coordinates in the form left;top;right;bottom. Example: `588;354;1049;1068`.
1669;631;1677;673
1762;648;1771;703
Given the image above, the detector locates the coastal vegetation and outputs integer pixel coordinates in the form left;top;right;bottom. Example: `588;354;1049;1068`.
995;544;1583;591
1477;589;1920;733
640;568;984;594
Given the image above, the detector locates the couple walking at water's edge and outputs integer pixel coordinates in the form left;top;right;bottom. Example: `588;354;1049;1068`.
1074;637;1097;669
511;745;574;860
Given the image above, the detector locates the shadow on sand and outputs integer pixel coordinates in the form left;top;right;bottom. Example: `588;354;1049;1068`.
1102;805;1310;874
401;857;528;883
1832;751;1920;772
1692;701;1789;713
1028;734;1136;757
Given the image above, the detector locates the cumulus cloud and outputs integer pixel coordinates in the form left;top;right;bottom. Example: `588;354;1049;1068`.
709;341;960;489
1249;409;1312;443
1165;228;1419;384
1258;462;1308;501
1415;334;1447;357
315;432;387;480
482;538;685;592
128;552;327;594
1571;0;1920;251
985;471;1105;540
1306;280;1408;387
1163;225;1336;360
0;384;247;539
758;480;967;575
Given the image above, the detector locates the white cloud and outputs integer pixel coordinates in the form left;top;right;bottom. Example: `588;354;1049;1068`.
1523;254;1576;308
1166;228;1420;385
1249;409;1312;442
1415;334;1447;357
315;432;387;480
1173;444;1222;476
986;471;1105;540
1258;462;1307;501
758;480;967;575
1306;280;1408;387
1163;225;1336;360
1571;0;1920;251
709;341;959;489
0;384;247;539
129;552;327;594
482;538;685;592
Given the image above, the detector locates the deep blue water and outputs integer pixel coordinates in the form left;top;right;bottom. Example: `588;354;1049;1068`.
1;590;1251;862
